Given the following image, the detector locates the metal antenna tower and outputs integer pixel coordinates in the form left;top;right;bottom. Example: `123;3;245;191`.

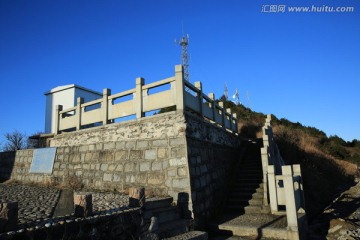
232;88;240;105
224;83;229;100
177;34;190;82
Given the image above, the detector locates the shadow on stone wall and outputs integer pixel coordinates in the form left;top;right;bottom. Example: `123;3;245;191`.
0;151;16;183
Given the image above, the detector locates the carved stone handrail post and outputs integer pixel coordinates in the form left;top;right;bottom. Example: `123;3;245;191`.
282;166;299;232
76;97;84;131
194;81;203;117
102;88;111;125
55;105;63;134
175;65;185;112
135;78;145;118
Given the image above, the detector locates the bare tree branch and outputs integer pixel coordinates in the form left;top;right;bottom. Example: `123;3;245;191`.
3;130;28;151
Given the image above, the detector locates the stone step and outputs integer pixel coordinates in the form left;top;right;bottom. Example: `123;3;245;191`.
233;177;263;183
233;191;263;199
244;205;270;214
144;206;181;224
227;198;263;206
235;173;262;177
162;231;208;240
145;197;173;210
158;219;189;239
217;221;288;239
232;182;263;188
231;186;264;193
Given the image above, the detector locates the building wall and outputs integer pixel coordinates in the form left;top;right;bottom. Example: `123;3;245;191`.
44;85;102;133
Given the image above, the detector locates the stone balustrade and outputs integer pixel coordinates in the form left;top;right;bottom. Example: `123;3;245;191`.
55;65;238;134
260;114;307;239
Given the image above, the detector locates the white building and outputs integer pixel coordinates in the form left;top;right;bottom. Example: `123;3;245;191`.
44;84;102;133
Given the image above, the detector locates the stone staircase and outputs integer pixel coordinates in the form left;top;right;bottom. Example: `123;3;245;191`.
226;139;270;215
144;197;208;239
209;139;289;239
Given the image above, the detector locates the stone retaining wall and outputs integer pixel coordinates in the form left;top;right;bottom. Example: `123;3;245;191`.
1;111;241;225
0;151;15;182
185;113;240;226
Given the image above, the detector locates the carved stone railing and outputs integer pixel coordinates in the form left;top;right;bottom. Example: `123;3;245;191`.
260;114;307;239
55;65;237;134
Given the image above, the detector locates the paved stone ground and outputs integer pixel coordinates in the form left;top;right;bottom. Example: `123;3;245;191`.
0;184;60;224
308;178;360;239
0;184;131;227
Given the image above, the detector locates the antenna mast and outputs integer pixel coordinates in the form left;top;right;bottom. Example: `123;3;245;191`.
224;83;228;100
177;34;190;82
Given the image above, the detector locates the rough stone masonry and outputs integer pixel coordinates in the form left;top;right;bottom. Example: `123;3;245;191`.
1;111;240;226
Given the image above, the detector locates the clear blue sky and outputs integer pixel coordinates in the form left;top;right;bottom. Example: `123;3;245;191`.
0;0;359;147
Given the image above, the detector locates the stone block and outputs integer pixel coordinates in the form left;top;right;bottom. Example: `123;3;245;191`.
124;163;136;172
152;139;168;147
129;150;143;160
79;145;89;152
115;150;128;161
136;140;148;149
171;147;185;158
115;164;123;171
100;163;108;171
172;178;190;189
104;142;115;150
113;174;121;182
145;149;156;160
151;162;162;171
125;141;136;149
169;138;184;146
177;167;187;176
108;164;116;171
157;148;168;159
140;162;151;172
74;194;92;217
148;173;164;185
104;152;114;162
115;141;125;149
53;162;60;169
167;169;176;177
125;174;135;183
169;157;187;167
103;173;113;182
0;201;18;232
200;165;208;174
162;159;169;169
128;187;145;208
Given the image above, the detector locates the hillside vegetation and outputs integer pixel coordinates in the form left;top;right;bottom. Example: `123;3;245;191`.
222;99;358;220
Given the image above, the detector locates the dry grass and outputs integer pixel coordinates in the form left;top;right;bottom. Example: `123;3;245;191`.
271;124;355;220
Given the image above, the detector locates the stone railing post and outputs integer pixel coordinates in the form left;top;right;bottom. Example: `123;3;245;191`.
76;97;84;131
208;93;216;123
218;102;226;129
0;201;18;232
282;165;299;232
267;165;278;212
102;88;111;125
194;81;203;117
292;164;306;212
232;113;238;132
55;105;63;134
175;65;185;112
261;147;269;206
74;194;93;218
135;77;145;118
129;187;145;208
226;108;232;130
